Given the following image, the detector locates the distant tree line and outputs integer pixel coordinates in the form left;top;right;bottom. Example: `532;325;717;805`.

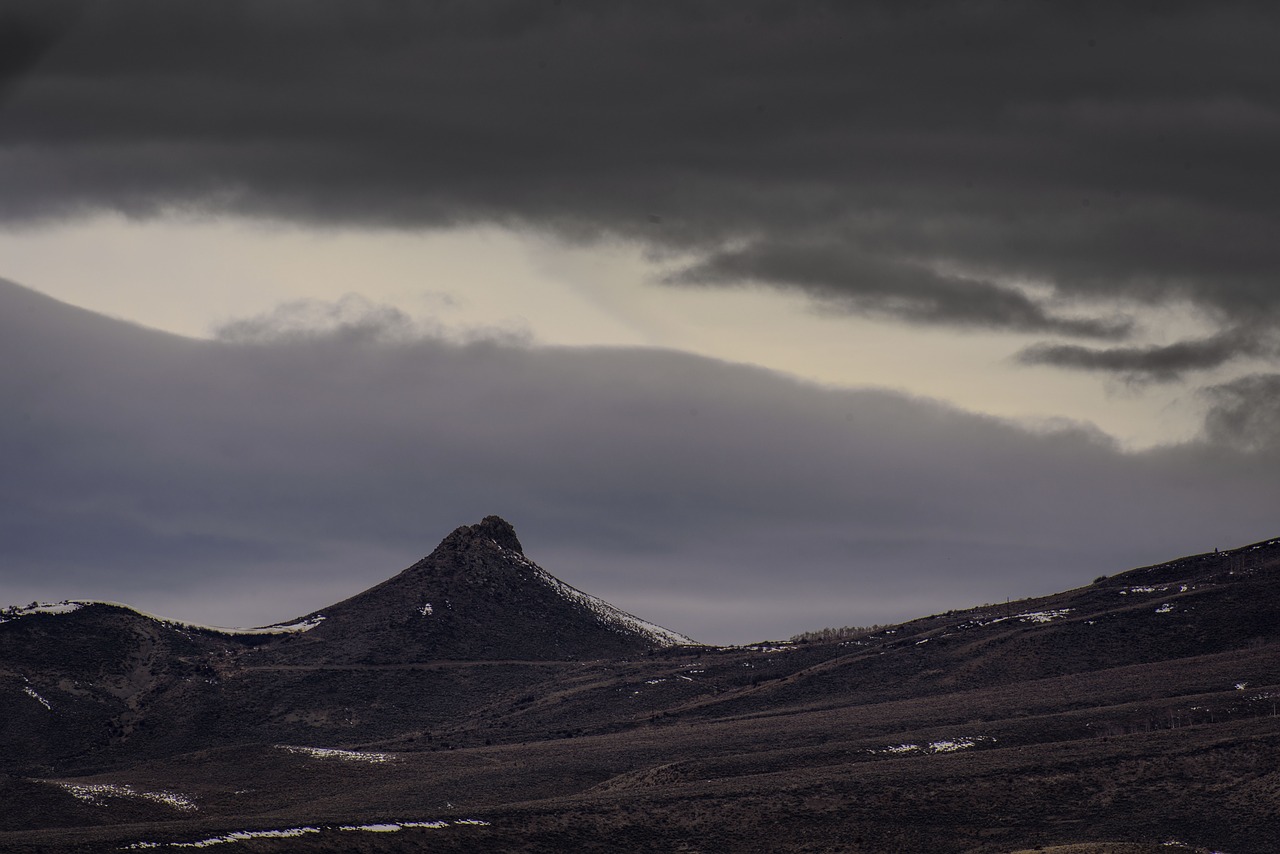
789;624;888;644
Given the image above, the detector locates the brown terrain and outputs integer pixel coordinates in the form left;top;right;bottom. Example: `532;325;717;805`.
3;516;1279;852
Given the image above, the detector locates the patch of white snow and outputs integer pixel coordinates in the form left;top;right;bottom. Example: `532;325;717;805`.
1015;609;1073;623
126;827;321;848
49;781;197;812
0;601;84;624
23;685;52;710
1119;586;1164;595
275;745;397;763
872;736;994;756
127;818;483;849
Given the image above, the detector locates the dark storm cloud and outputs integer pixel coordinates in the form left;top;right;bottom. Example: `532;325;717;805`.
3;279;1277;643
670;240;1130;337
1015;328;1275;383
0;1;86;101
1201;374;1280;454
4;1;1280;338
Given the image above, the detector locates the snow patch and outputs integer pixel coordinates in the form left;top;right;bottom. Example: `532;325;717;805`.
871;736;995;756
127;819;486;849
0;601;84;624
168;613;325;635
276;745;397;763
1155;603;1174;614
1015;609;1072;623
239;616;326;634
127;827;322;848
337;820;480;832
48;781;197;812
419;603;434;616
975;609;1072;627
23;684;52;710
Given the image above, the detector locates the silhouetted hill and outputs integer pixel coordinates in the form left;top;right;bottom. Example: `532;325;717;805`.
270;515;693;665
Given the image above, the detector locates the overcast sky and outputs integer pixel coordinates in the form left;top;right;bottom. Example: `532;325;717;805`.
3;1;1279;643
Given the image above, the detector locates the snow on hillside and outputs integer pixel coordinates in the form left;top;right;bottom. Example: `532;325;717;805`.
492;541;695;646
0;600;324;635
870;736;995;756
275;745;397;763
23;682;53;710
0;601;85;623
48;781;198;812
126;819;490;849
127;827;322;848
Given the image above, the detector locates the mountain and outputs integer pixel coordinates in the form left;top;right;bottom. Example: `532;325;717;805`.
269;515;694;665
3;523;1280;853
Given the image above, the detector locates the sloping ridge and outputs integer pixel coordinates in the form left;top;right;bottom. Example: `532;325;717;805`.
660;534;1280;722
271;516;695;663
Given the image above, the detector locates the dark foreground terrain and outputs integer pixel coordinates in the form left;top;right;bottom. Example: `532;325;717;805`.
3;517;1279;852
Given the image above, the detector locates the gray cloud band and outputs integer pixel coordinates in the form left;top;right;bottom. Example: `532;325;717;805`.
3;1;1280;342
1015;329;1276;384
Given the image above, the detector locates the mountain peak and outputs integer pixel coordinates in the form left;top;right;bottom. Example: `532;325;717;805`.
474;515;524;554
440;515;524;555
267;515;693;663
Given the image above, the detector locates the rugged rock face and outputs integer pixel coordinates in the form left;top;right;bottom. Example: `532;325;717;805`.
461;515;526;555
268;515;694;664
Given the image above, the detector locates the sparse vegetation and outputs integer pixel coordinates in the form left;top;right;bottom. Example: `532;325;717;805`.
788;624;887;643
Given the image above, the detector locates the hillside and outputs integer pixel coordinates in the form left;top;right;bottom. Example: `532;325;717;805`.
3;521;1280;852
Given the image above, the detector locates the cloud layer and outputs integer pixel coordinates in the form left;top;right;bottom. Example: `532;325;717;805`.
3;279;1276;643
3;1;1280;352
1016;328;1279;384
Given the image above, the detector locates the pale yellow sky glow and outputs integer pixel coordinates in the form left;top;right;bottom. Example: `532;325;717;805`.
0;215;1217;449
